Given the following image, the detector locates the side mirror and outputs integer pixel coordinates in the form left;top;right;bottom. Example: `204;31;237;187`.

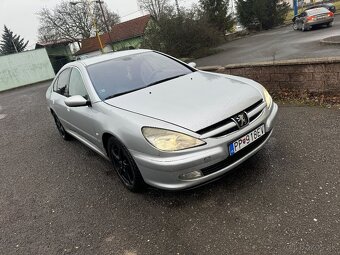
188;62;197;68
64;95;90;107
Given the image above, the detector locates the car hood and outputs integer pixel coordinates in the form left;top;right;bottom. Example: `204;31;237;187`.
105;71;263;132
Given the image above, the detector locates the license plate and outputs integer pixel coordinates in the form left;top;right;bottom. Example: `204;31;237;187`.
229;125;265;156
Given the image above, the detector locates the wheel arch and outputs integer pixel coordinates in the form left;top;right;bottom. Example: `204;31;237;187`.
102;132;125;156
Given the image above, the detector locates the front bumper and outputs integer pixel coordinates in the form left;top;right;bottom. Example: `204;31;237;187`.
131;103;278;190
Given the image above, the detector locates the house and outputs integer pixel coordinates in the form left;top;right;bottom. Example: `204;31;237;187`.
35;40;78;73
75;15;151;58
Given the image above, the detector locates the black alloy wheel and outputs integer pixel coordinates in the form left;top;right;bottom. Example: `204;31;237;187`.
107;136;144;192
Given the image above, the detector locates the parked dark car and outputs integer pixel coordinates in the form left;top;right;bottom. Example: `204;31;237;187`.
292;7;334;31
305;3;336;13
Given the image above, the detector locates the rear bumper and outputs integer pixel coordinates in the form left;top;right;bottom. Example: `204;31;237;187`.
307;17;334;26
131;103;278;190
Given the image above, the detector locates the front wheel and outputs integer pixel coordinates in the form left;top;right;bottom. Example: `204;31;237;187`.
293;22;298;30
107;136;145;192
327;22;333;27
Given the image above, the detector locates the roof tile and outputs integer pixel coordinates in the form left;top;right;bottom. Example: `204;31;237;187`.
75;15;150;55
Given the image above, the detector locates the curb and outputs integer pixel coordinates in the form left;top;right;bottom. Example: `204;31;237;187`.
320;36;340;45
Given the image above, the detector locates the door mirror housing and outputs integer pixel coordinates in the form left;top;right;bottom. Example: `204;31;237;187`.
64;95;90;107
188;62;197;68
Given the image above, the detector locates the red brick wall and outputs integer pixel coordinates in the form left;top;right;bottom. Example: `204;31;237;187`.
199;58;340;102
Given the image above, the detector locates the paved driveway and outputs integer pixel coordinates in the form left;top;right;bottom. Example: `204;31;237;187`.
0;82;339;255
196;19;340;66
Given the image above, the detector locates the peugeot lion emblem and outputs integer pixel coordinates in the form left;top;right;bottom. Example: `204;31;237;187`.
232;112;249;129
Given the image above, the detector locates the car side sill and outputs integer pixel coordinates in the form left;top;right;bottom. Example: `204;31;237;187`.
66;129;110;161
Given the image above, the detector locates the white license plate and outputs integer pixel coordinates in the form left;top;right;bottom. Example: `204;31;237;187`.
229;125;265;156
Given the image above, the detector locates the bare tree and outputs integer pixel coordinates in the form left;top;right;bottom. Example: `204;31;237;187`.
37;0;119;43
138;0;170;21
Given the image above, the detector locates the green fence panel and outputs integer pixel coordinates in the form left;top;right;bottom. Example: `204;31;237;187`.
0;48;55;92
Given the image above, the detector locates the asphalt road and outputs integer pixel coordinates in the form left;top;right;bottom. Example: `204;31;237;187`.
196;19;340;66
0;82;339;255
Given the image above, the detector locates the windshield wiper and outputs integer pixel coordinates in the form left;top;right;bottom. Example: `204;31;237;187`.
145;74;186;87
104;74;186;100
104;87;145;100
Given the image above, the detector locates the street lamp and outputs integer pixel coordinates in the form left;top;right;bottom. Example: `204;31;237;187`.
70;0;113;52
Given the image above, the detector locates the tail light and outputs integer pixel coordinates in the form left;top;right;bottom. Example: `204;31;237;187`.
328;12;334;17
307;16;316;21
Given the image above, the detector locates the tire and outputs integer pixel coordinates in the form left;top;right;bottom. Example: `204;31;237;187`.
327;22;333;27
107;136;145;192
52;112;72;140
302;23;311;32
293;22;298;30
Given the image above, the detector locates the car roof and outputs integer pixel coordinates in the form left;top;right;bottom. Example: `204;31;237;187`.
306;3;333;8
76;49;153;67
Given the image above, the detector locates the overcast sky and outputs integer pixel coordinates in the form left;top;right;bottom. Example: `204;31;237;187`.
0;0;197;49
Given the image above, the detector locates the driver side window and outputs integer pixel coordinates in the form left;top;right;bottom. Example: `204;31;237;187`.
68;68;89;100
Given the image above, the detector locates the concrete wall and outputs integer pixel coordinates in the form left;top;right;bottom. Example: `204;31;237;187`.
0;48;55;92
199;57;340;103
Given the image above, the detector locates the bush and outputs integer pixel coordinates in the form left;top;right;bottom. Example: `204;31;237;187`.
142;8;222;58
199;0;235;33
236;0;290;30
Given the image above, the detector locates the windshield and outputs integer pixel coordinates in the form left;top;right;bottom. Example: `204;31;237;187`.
87;52;194;100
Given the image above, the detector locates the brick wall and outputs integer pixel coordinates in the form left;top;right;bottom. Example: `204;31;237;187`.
199;57;340;103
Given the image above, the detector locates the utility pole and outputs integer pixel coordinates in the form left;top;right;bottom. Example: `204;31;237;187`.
293;0;298;16
95;0;114;49
70;0;108;52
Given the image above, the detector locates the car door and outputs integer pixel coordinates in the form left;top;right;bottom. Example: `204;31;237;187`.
63;67;99;145
51;68;72;129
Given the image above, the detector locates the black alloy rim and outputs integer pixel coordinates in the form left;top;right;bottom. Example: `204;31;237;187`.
110;143;135;186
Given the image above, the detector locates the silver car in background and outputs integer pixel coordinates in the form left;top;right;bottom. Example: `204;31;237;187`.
293;7;334;31
46;50;278;191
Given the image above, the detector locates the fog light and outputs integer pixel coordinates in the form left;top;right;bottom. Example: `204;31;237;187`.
179;170;203;180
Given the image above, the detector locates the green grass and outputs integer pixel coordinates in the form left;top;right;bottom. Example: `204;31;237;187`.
285;0;340;24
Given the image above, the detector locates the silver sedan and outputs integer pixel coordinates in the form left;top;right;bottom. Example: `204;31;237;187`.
46;49;278;191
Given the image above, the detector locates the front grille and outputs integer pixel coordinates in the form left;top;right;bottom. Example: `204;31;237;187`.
201;131;270;176
196;118;234;135
197;99;264;138
249;110;262;123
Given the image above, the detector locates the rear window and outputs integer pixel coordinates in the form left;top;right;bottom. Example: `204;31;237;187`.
306;7;329;15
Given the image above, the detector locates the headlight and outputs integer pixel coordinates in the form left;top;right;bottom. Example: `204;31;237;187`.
263;88;272;108
142;127;205;151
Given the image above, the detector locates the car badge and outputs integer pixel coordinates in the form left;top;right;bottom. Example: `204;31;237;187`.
232;111;249;129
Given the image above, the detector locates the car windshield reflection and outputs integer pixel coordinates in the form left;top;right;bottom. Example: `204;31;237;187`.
87;52;194;100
